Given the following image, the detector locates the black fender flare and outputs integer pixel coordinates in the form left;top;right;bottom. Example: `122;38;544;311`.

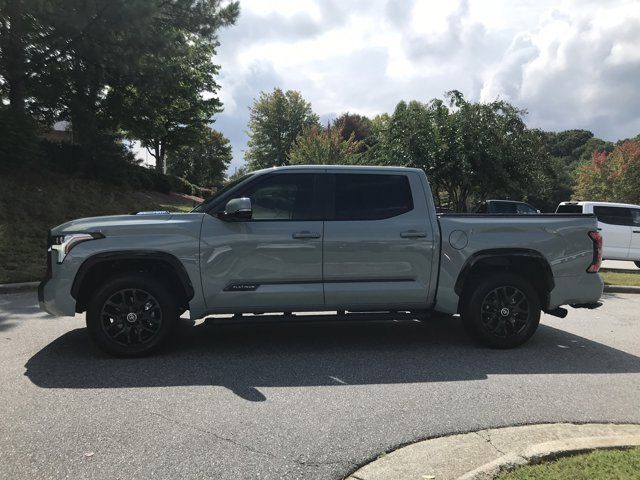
70;250;195;300
454;248;554;297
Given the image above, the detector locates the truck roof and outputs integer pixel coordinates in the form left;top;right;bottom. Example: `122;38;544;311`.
558;200;640;209
252;165;424;174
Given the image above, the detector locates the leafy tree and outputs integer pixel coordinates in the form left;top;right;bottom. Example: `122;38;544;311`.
0;0;238;165
167;129;232;188
245;88;319;169
288;125;362;165
369;91;553;211
333;112;374;152
117;36;227;173
574;140;640;203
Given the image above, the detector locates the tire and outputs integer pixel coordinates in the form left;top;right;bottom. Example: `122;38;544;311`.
86;273;178;357
461;273;541;349
635;261;640;269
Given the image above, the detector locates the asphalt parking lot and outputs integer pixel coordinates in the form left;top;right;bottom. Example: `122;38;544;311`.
1;292;639;480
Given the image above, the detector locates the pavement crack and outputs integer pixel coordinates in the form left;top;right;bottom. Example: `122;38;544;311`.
475;431;506;456
118;394;280;461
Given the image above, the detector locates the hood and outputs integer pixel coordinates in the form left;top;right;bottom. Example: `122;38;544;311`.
50;212;201;235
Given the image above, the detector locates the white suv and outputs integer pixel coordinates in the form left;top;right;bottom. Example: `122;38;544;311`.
556;201;640;268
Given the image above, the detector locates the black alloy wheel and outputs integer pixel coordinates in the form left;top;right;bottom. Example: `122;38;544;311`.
462;273;541;348
100;288;163;347
86;274;178;357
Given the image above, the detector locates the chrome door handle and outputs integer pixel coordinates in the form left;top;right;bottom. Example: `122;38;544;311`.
400;230;427;238
292;231;321;239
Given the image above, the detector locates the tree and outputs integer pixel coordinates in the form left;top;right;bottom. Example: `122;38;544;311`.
288;125;362;165
0;0;238;164
245;88;319;169
333;112;374;152
167;129;232;188
369;91;554;211
574;140;640;203
117;37;227;173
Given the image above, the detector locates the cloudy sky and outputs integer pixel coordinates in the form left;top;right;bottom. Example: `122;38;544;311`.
212;0;640;172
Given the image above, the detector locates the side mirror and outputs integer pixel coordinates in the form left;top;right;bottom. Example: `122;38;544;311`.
220;197;252;221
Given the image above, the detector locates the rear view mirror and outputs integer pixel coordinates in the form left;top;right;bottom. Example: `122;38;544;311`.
221;197;252;221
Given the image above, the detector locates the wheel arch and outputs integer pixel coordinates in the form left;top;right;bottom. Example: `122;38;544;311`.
454;248;554;312
71;251;195;313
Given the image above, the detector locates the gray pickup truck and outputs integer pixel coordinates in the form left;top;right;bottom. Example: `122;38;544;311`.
39;165;604;356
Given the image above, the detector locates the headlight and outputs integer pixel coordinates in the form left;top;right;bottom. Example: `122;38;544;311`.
50;233;104;264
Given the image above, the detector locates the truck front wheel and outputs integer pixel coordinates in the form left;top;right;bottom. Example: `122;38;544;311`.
462;274;541;348
86;273;178;357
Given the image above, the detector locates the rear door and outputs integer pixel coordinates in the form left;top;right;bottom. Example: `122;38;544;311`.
592;205;633;259
322;171;436;308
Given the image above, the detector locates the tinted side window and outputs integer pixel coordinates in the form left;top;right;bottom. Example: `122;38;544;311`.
631;209;640;227
243;174;317;221
333;174;413;220
593;206;633;226
556;204;583;213
517;203;537;214
491;202;518;214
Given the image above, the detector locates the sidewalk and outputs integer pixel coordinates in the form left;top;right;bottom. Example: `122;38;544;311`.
347;423;640;480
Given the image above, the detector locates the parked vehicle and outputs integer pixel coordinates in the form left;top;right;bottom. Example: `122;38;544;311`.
475;199;540;214
556;201;640;268
39;166;604;356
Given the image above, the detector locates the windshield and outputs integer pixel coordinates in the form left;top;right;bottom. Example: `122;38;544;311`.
191;174;254;212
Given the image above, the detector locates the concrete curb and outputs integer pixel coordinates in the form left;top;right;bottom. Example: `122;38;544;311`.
0;281;39;294
346;423;640;480
604;284;640;294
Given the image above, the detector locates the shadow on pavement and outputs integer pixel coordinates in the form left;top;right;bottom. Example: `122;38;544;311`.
24;317;640;401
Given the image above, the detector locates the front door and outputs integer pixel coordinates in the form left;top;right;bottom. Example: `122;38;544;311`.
322;170;437;309
199;172;324;312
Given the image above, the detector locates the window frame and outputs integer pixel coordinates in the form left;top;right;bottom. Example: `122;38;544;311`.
325;172;415;221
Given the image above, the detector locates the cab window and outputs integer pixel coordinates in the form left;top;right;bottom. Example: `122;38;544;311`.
241;173;319;221
593;206;633;226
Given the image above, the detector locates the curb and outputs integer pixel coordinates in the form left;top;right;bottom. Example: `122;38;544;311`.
459;435;640;480
346;423;640;480
0;281;39;294
604;284;640;294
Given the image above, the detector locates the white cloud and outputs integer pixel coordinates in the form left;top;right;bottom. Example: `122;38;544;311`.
213;0;640;169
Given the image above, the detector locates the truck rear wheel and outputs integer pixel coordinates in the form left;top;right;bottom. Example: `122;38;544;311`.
461;273;540;348
86;273;178;357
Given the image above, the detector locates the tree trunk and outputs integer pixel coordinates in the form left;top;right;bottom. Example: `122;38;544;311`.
154;140;166;173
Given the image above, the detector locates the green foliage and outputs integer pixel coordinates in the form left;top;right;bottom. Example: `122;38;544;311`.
288;125;363;165
574;140;640;203
0;107;41;165
245;88;320;169
369;91;553;211
167;129;232;188
0;0;239;172
333;112;374;152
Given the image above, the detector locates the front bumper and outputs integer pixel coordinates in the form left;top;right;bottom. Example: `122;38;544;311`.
38;249;77;317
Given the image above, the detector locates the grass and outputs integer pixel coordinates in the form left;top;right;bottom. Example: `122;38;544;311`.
600;271;640;287
497;447;640;480
0;168;198;284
